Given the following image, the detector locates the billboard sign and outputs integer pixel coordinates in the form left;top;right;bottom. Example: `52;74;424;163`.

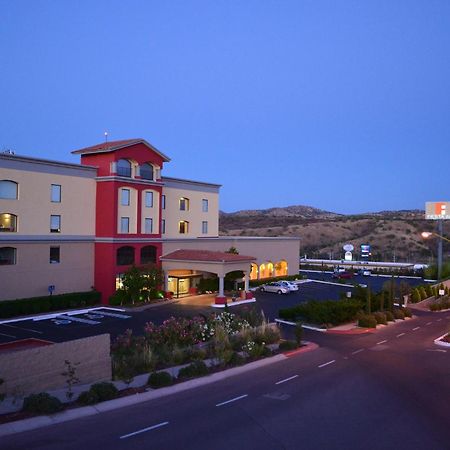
361;244;371;260
426;201;450;220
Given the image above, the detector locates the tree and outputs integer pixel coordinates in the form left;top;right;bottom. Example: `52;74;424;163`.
225;246;239;254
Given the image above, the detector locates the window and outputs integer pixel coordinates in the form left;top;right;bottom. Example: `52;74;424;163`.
51;184;61;203
120;217;130;233
121;189;130;206
117;159;132;177
144;218;153;234
50;215;61;233
179;197;189;211
50;246;60;264
202;221;208;234
178;220;189;234
0;247;16;265
161;195;166;210
202;199;209;212
145;191;153;208
116;246;135;265
140;163;154;180
0;180;18;199
0;213;17;232
161;219;166;234
141;245;157;264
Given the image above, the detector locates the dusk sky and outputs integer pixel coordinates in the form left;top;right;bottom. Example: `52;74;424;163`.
1;1;449;214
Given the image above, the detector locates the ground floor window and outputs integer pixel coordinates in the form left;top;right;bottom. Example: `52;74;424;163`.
50;246;60;264
0;247;16;265
141;245;157;264
117;246;135;265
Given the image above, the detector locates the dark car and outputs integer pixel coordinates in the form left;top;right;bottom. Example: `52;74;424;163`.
332;271;353;279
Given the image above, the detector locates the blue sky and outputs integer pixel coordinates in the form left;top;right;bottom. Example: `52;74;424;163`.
1;0;449;213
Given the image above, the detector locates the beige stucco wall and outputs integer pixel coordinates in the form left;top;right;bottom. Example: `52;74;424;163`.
0;242;94;300
0;334;111;397
0;167;96;236
162;237;300;277
162;185;219;238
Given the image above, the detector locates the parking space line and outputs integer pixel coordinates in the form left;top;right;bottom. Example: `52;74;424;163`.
412;327;420;331
318;360;335;368
351;349;364;355
436;319;442;322
216;394;248;407
396;333;405;338
0;332;17;338
119;421;169;439
57;315;100;325
275;375;299;385
426;322;432;326
1;324;43;334
376;340;388;345
88;311;130;319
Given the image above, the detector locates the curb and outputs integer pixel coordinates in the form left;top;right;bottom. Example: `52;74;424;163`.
283;341;319;357
327;328;375;335
0;348;318;437
434;334;450;348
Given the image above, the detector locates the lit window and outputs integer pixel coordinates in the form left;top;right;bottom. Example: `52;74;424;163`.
0;247;16;265
202;199;208;212
145;191;153;208
51;184;61;203
117;159;132;177
140;163;154;180
179;197;189;211
50;215;61;233
120;217;129;233
202;221;208;234
0;213;17;232
0;180;18;199
161;195;166;210
178;220;189;234
50;246;60;264
161;219;166;234
144;218;153;234
121;189;130;206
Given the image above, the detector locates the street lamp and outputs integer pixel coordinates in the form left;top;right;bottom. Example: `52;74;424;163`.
421;230;450;281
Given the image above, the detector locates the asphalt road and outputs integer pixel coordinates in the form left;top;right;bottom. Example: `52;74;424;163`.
1;310;449;450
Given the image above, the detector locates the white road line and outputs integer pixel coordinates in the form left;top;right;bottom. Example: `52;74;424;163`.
119;421;169;439
412;327;420;331
0;332;17;338
216;394;248;407
1;324;43;334
426;349;447;353
396;333;405;338
275;375;299;385
436;319;442;322
376;340;388;345
426;322;432;326
351;349;364;355
318;360;336;368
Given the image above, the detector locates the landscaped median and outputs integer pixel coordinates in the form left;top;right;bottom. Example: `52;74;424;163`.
434;333;450;348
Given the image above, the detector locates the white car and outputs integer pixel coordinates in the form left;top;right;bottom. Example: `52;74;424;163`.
278;280;299;292
259;282;290;295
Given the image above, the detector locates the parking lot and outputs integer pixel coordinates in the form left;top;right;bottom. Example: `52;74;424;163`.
0;275;430;346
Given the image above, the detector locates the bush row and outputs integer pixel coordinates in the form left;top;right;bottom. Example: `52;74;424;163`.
0;291;101;319
357;308;412;328
429;296;450;311
410;284;449;303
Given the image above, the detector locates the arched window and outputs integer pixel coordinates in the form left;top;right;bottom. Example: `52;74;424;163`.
141;245;157;264
0;180;18;199
116;246;135;265
179;197;189;211
0;213;17;232
117;159;132;177
0;247;16;265
140;163;154;180
178;221;189;234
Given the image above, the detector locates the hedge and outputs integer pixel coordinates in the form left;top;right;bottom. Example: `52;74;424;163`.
279;299;363;326
0;291;101;318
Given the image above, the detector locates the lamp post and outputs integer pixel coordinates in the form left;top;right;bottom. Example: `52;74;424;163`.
421;224;450;281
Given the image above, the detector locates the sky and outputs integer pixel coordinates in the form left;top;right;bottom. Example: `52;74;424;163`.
1;0;449;214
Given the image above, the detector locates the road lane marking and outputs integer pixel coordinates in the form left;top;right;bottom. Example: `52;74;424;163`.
426;349;447;353
275;375;299;385
351;349;364;355
216;394;248;407
376;340;388;345
396;333;405;338
426;322;432;326
120;421;169;439
318;360;335;368
0;332;16;338
436;319;442;322
412;327;420;331
2;324;43;334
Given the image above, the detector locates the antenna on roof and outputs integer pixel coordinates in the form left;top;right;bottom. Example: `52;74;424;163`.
104;131;108;143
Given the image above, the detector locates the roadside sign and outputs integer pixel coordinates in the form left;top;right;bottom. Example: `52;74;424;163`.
426;201;450;220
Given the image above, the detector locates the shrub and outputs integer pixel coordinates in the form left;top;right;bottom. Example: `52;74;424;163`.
429;303;440;312
251;323;280;345
228;352;246;366
78;382;118;405
373;312;387;325
419;287;428;300
411;289;421;303
22;393;63;414
278;340;299;351
294;322;303;345
393;309;405;320
77;390;99;405
148;371;173;388
178;361;209;379
385;310;395;322
358;314;377;328
403;307;412;318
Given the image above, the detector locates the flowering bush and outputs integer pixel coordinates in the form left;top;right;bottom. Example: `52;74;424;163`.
201;312;250;342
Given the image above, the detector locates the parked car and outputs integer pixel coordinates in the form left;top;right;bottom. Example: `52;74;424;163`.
332;270;353;279
259;282;290;294
278;280;299;292
359;269;371;276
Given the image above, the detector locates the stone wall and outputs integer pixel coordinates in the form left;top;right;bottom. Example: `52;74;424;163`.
0;334;111;397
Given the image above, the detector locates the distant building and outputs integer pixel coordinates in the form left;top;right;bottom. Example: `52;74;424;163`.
0;139;300;303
